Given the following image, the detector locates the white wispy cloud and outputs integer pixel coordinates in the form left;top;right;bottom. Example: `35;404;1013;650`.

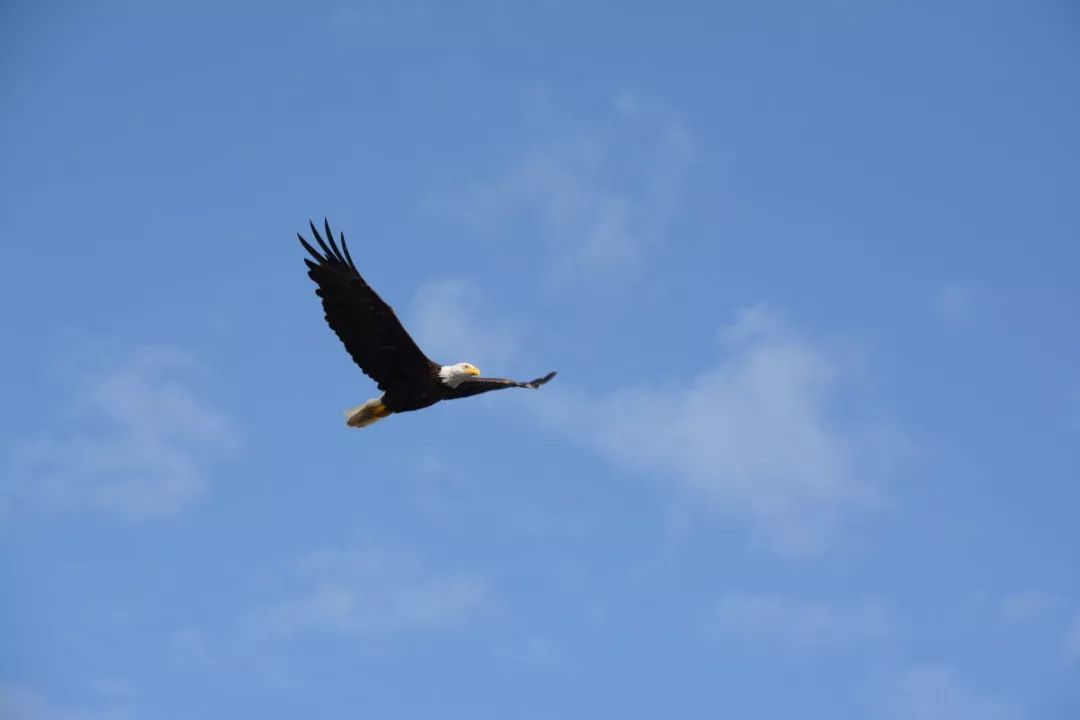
249;540;489;637
872;666;1020;720
455;95;693;285
3;346;238;519
0;683;129;720
534;304;905;555
712;591;894;648
431;98;904;554
410;278;520;367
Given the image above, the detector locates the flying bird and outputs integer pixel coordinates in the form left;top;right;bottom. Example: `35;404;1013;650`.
298;219;557;428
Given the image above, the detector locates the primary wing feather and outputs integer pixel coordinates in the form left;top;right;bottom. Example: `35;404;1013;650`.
299;219;435;392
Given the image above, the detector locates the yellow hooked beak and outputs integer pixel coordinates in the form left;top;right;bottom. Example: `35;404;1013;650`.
466;365;482;376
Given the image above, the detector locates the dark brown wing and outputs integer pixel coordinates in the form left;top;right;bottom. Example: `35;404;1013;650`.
443;371;557;400
299;219;437;393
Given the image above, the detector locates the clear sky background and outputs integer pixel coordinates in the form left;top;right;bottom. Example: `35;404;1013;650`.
2;2;1079;718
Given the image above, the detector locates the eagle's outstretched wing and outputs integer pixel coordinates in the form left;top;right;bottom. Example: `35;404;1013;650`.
444;371;557;400
299;219;436;393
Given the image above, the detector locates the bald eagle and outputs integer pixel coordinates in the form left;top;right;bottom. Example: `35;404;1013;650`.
298;220;557;428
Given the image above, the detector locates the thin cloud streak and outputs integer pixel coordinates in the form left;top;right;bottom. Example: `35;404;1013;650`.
1000;590;1061;623
249;541;489;637
712;592;894;648
872;666;1021;720
0;683;130;720
3;346;237;519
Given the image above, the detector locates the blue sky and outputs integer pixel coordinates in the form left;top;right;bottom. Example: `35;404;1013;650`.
2;1;1078;718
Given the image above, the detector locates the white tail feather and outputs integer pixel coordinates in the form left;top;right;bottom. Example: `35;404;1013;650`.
344;397;391;428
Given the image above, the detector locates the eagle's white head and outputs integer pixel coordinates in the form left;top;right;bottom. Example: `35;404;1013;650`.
438;362;482;387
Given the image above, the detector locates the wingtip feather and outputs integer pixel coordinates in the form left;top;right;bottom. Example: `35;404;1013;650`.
309;219;337;262
298;233;324;262
324;218;348;265
340;232;356;269
529;371;557;388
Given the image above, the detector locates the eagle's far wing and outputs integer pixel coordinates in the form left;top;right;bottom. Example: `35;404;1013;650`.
299;219;436;392
444;371;557;400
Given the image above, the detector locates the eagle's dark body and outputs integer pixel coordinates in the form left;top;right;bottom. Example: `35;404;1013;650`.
298;220;555;424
